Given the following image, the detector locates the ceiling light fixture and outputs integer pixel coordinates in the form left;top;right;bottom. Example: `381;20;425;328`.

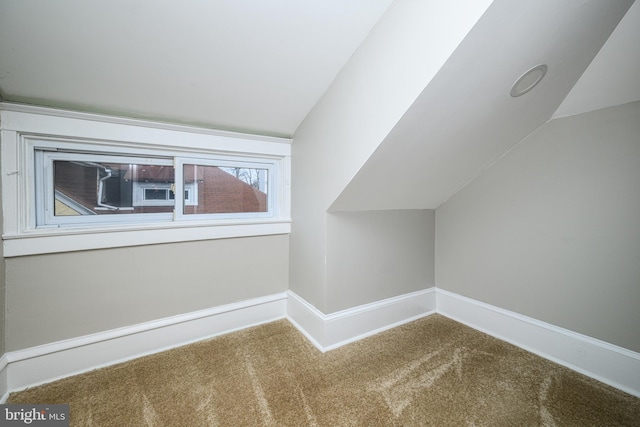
510;64;548;97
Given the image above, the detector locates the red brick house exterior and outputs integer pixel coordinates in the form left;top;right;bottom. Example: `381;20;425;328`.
54;161;267;216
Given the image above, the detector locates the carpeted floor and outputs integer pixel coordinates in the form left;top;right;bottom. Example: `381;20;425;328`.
8;314;640;426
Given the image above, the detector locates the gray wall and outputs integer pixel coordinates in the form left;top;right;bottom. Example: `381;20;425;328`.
290;0;485;311
436;101;640;352
326;210;434;313
0;171;4;356
5;235;289;351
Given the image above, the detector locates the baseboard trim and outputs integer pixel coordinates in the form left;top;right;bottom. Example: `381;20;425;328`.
287;288;437;352
0;355;8;403
0;293;287;402
1;288;638;401
436;289;640;398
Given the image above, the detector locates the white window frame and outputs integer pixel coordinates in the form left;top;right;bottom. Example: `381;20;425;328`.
0;103;292;257
174;158;275;221
35;150;175;227
133;182;198;207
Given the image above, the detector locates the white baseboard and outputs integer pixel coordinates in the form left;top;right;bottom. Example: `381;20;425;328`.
0;293;287;402
436;289;640;398
0;355;8;403
2;288;638;402
287;288;436;352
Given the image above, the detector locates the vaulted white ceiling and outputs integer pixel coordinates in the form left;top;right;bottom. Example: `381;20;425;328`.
2;1;637;139
1;0;638;210
553;0;640;118
0;0;393;137
330;0;639;211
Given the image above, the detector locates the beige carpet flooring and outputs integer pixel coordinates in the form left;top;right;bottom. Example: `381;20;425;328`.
8;314;640;426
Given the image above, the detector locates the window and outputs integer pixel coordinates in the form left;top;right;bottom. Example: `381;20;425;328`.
37;152;175;226
1;104;291;256
35;149;274;228
178;161;272;218
133;182;197;207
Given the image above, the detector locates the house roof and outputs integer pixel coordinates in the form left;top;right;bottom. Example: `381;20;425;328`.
121;165;179;183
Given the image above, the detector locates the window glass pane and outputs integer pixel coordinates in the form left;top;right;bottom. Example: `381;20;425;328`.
144;189;169;200
183;164;268;214
53;161;175;215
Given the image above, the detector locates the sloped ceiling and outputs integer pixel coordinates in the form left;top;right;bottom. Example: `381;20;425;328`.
0;0;393;137
1;1;638;209
330;0;638;211
554;0;640;118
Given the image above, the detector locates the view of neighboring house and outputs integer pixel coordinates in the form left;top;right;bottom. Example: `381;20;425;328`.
54;160;267;216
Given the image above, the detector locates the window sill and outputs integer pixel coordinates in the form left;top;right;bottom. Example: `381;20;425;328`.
2;220;291;257
1;103;292;257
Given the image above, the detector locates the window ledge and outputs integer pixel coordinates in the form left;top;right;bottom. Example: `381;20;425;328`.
1;103;292;257
3;220;291;257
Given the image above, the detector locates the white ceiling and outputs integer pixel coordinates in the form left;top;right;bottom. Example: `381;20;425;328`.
554;0;640;118
0;0;393;137
1;1;637;138
330;0;639;211
1;1;639;211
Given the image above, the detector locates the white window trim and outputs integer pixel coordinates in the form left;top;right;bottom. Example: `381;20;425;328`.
35;149;176;227
133;182;197;207
174;158;275;222
1;103;292;257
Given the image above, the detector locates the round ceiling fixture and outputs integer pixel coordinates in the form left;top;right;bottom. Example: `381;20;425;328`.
510;64;548;97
